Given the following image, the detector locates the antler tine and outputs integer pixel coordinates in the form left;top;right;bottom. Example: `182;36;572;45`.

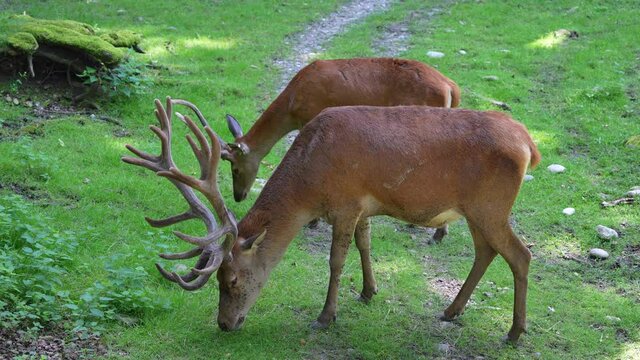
171;98;230;150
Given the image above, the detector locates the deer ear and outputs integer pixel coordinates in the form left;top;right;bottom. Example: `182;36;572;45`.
226;114;243;139
240;229;267;252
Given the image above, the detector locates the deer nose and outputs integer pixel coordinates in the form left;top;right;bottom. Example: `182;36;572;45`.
218;321;231;332
234;190;248;202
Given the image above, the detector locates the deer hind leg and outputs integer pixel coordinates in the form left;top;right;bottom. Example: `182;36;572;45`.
441;221;497;320
313;214;359;329
445;216;531;343
354;218;377;303
430;225;449;244
495;227;531;343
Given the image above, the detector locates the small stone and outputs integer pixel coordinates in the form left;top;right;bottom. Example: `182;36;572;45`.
83;178;91;184
589;248;609;260
117;9;126;15
562;207;575;215
596;225;618;240
547;306;555;313
482;292;493;298
534;352;542;358
427;51;445;58
437;343;450;353
4;95;11;102
626;189;640;197
459;49;467;55
524;174;534;181
547;164;566;173
136;16;145;22
439;321;454;329
12;98;19;105
167;26;178;31
631;186;640;191
605;315;621;322
483;75;499;81
25;100;33;107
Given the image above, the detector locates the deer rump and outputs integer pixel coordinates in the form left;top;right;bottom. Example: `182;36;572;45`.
261;105;539;225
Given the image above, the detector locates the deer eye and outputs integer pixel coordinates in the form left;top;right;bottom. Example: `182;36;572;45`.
230;276;238;287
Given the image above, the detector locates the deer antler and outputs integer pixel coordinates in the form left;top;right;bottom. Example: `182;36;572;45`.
122;97;237;290
170;98;233;159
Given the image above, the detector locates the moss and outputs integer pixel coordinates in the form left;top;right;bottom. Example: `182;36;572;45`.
100;30;142;48
0;14;141;67
6;32;38;54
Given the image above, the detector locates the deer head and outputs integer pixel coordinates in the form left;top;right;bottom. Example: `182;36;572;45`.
122;97;272;331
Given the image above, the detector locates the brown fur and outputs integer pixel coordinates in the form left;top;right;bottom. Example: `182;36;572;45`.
224;58;461;201
216;106;539;343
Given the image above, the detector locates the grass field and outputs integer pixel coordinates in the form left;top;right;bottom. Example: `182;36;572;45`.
0;0;639;359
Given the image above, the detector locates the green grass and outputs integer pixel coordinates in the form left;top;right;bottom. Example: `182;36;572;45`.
1;0;639;359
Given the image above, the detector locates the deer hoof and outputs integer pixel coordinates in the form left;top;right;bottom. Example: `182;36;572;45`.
501;334;520;345
311;318;333;330
438;311;458;322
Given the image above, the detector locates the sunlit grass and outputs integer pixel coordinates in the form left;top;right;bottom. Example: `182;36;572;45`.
529;29;573;49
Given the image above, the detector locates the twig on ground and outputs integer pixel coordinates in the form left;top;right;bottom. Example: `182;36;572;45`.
601;197;635;207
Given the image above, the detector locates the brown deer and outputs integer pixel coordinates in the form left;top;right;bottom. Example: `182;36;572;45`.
123;98;539;343
214;58;460;243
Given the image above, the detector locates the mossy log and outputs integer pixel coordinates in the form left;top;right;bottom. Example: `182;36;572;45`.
0;14;143;76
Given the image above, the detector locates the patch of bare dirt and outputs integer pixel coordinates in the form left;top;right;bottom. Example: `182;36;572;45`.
0;327;109;360
0;182;50;202
371;7;447;57
300;219;332;256
429;278;463;302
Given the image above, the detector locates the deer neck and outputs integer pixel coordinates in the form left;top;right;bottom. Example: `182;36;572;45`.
239;194;314;270
241;98;297;160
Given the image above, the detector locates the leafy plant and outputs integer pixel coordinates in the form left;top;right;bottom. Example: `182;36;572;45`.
0;195;170;335
0;194;78;332
78;54;152;98
11;137;57;181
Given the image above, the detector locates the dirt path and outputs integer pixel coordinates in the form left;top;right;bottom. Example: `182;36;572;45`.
274;0;392;92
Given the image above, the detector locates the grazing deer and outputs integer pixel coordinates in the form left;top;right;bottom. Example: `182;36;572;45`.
209;58;459;243
123;98;539;343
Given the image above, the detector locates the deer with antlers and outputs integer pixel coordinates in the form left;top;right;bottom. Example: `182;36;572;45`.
123;97;539;343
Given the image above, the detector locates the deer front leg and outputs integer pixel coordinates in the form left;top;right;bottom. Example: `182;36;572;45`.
312;216;358;329
354;218;377;303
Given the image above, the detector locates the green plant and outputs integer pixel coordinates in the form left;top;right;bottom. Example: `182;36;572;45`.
79;54;152;98
11;137;56;181
9;71;28;94
0;194;78;332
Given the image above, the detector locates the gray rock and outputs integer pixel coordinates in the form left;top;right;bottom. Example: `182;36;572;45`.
524;174;534;181
562;207;575;215
12;98;19;105
427;51;445;58
547;164;566;173
626;189;640;197
589;248;609;259
605;315;621;322
596;225;618;240
483;75;499;81
458;49;467;55
437;343;450;353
